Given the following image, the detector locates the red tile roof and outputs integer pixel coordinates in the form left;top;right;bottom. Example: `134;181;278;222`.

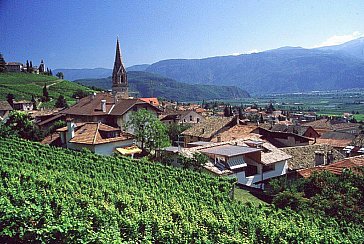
297;155;364;178
139;98;160;106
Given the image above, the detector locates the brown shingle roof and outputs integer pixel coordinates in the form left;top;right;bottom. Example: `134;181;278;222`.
304;119;359;133
61;93;114;116
210;124;259;142
282;144;345;170
61;93;160;117
270;124;312;136
0;101;13;111
182;117;235;139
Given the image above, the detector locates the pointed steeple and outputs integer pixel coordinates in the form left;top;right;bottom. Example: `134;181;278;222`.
114;37;122;68
112;37;128;99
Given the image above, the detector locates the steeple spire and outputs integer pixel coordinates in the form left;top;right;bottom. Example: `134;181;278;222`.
112;37;128;99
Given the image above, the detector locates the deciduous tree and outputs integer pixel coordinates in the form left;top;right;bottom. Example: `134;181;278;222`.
127;109;170;156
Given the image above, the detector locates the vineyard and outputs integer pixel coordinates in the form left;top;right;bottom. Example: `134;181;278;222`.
0;137;363;243
0;73;94;107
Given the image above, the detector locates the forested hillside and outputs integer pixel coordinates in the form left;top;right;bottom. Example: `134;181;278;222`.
74;71;250;101
0;137;362;243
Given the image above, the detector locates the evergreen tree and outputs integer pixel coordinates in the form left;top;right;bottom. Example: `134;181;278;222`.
42;84;49;102
49;69;53;76
238;107;244;120
259;113;264;123
55;95;68;108
31;95;37;110
224;106;230;117
29;61;33;73
26;60;30;72
0;53;6;72
6;93;15;107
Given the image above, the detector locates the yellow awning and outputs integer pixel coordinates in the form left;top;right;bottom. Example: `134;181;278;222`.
116;146;142;155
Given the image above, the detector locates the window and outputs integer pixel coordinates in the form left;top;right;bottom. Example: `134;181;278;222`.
197;118;200;123
262;164;275;172
190;115;193;121
244;165;258;176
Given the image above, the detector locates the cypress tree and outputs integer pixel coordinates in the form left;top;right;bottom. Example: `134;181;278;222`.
0;53;6;72
43;84;49;102
26;60;30;72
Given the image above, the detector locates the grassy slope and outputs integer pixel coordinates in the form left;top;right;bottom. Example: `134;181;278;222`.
0;73;94;107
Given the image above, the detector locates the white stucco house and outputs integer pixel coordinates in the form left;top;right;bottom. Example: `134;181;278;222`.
56;120;137;156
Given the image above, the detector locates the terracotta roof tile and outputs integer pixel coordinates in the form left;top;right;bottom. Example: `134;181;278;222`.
297;155;364;178
57;122;134;145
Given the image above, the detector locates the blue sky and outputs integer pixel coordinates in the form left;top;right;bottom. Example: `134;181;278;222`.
1;0;364;69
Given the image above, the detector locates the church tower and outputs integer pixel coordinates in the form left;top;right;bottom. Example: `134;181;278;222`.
112;38;128;99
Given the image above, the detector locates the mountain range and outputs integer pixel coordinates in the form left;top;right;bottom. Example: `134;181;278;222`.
55;37;364;95
74;71;250;101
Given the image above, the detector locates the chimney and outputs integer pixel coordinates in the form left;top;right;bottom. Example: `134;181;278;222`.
101;99;106;112
314;151;325;166
217;135;221;142
66;119;75;142
75;96;80;103
114;95;118;104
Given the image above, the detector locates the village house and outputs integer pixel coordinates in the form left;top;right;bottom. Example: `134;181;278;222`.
267;124;320;140
48;120;137;156
60;93;160;133
164;138;291;189
303;118;361;135
181;116;237;146
251;126;312;148
0;101;13;120
5;62;23;72
160;110;204;125
12;100;34;111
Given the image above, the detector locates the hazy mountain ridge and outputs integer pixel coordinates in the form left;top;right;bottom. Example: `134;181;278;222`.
74;71;250;101
146;45;364;94
57;38;364;95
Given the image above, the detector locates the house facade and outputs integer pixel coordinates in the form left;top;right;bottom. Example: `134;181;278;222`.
12;100;33;111
5;62;23;72
61;93;160;133
161;110;204;125
56;120;136;156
